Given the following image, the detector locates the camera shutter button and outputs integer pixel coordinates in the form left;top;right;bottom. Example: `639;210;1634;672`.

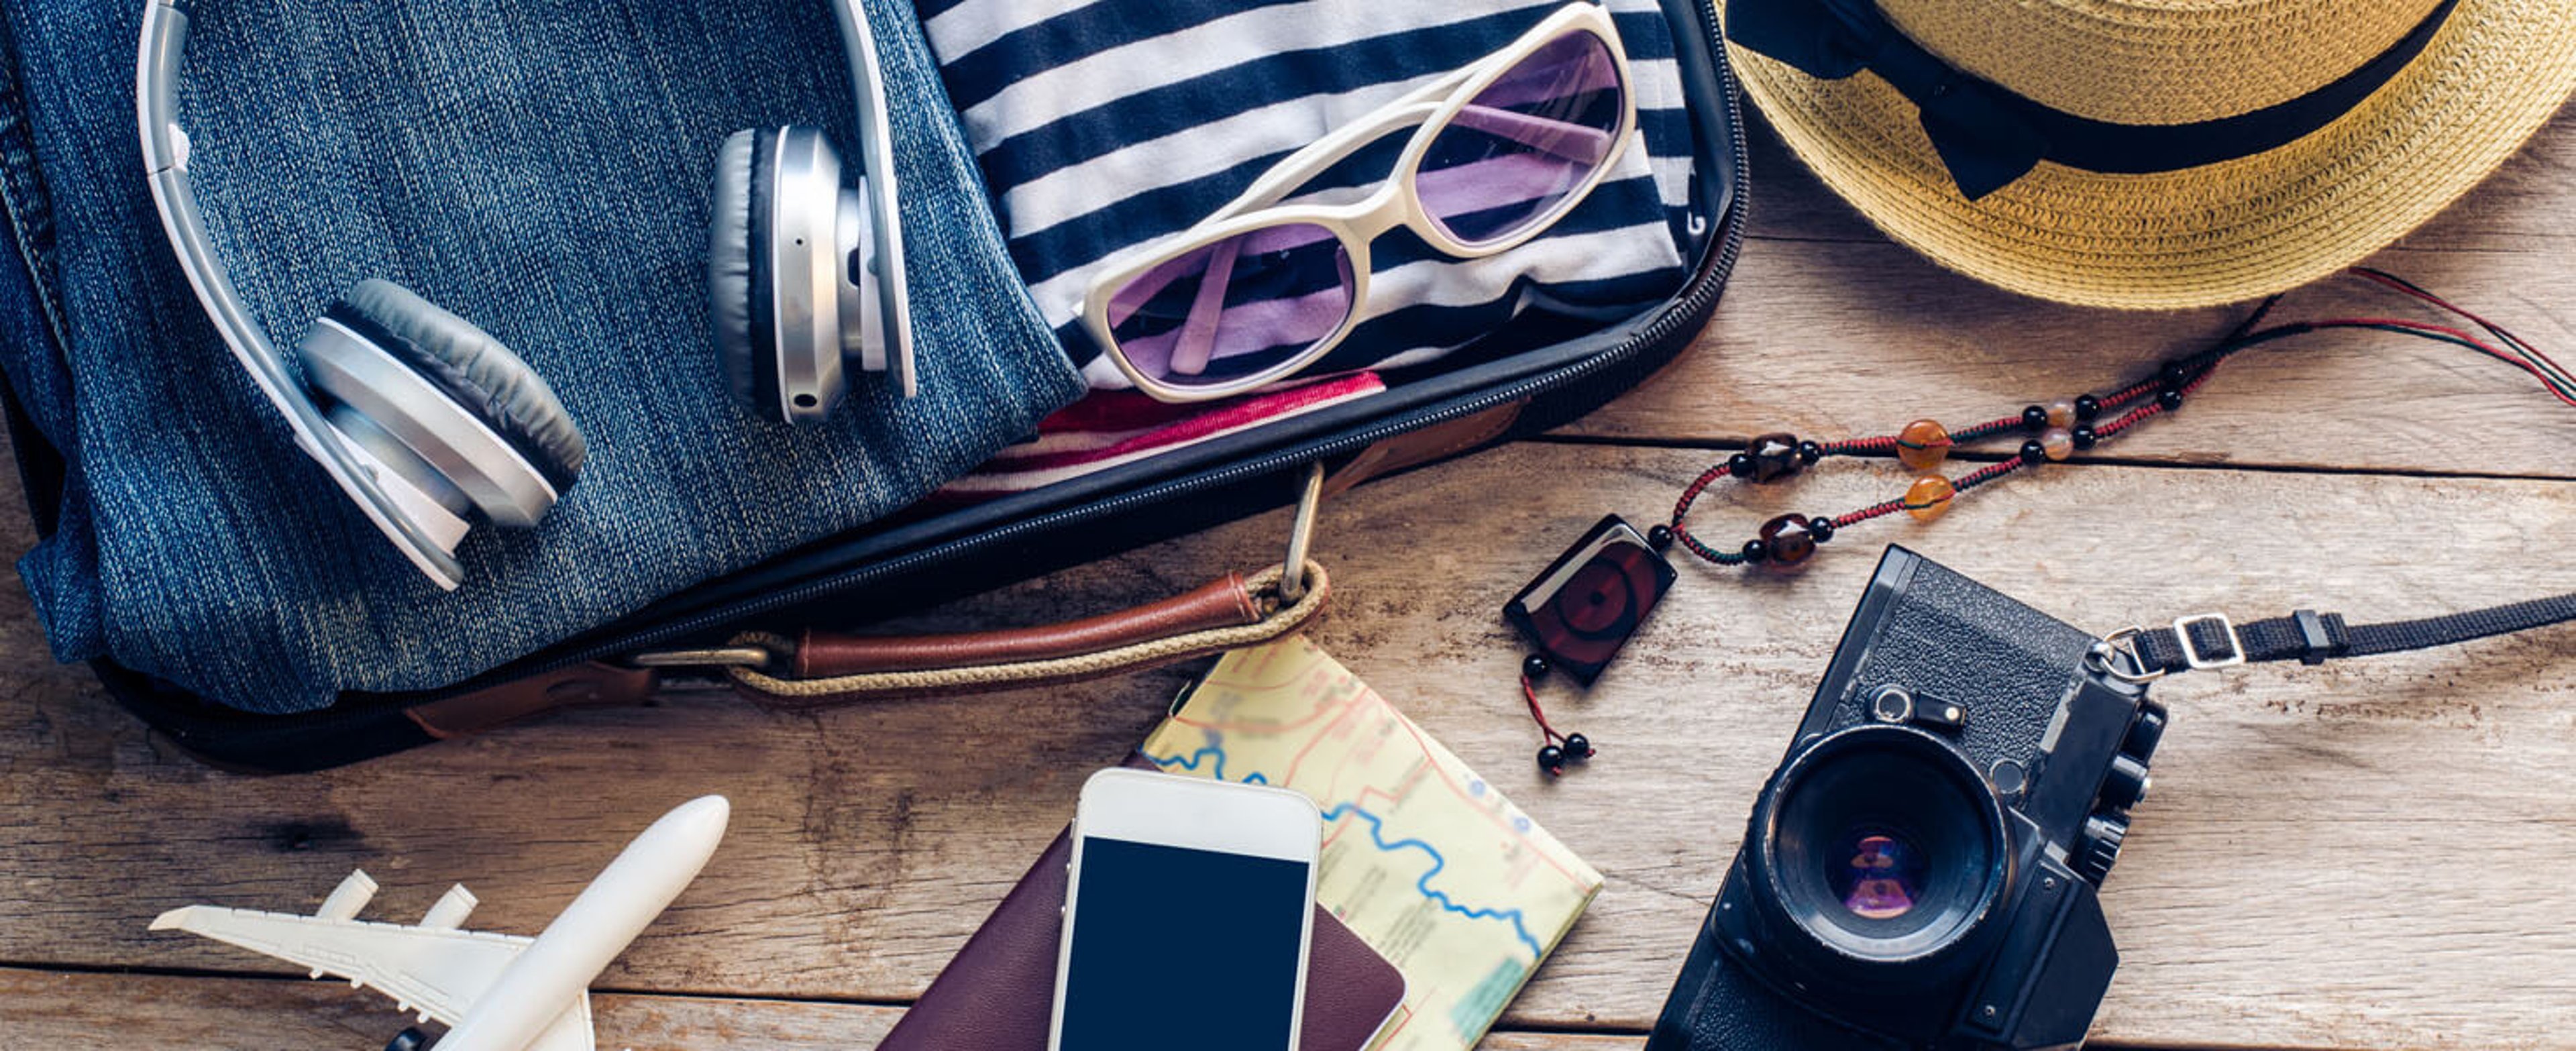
2098;753;2151;810
2123;704;2169;761
2075;814;2128;881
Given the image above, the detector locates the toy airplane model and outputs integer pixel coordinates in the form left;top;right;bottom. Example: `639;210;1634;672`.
150;795;730;1051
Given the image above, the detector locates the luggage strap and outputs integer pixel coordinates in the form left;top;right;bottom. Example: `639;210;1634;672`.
635;463;1334;709
714;558;1329;708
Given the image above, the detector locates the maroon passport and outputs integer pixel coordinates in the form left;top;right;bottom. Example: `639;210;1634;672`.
877;826;1406;1051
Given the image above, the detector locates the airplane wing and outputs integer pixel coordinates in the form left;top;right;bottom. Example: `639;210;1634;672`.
152;901;531;1026
146;869;598;1045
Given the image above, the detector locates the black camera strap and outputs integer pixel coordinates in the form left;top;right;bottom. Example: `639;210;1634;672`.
2121;591;2576;677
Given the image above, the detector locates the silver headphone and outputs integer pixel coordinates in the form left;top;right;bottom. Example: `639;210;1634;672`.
705;0;916;423
137;0;585;591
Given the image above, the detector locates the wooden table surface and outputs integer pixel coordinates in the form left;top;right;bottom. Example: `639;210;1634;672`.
3;107;2573;1051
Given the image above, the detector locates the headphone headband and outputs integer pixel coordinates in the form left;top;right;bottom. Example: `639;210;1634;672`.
136;0;473;588
826;0;913;396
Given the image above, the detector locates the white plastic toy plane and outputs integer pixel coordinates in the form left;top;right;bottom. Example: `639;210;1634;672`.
150;795;731;1051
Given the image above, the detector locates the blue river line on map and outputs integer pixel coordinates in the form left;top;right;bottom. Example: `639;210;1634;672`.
1147;736;1547;960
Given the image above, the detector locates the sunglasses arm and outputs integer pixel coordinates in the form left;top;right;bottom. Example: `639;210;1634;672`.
1167;235;1244;376
1450;104;1617;166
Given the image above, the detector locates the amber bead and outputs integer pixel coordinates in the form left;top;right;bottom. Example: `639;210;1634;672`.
2040;427;2074;461
2045;398;2078;429
1896;419;1952;472
1758;514;1817;565
1903;476;1956;522
1746;432;1804;483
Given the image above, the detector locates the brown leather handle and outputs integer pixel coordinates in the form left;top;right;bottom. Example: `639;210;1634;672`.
728;561;1329;708
402;661;663;740
794;573;1263;678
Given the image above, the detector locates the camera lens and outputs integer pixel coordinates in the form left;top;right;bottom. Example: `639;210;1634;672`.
1750;725;2009;967
1829;828;1928;920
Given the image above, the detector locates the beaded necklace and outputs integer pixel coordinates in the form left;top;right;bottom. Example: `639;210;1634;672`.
1660;268;2573;570
1505;268;2574;774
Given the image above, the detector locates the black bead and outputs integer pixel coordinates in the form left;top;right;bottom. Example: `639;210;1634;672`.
1739;539;1769;564
2159;361;2188;388
2074;394;2102;421
2071;425;2098;450
1807;516;1836;543
2019;440;2047;465
1523;654;1551;682
1796;440;1823;465
1537;744;1567;771
1646;524;1675;551
1726;452;1755;476
2157;388;2184;411
1564;733;1593;759
2021;405;2048;431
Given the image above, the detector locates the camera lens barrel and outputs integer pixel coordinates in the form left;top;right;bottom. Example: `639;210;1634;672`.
1739;724;2012;989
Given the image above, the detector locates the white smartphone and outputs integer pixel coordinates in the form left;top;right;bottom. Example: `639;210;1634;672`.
1049;768;1322;1051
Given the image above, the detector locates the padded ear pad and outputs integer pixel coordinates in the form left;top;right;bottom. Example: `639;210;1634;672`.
708;127;780;412
323;280;586;492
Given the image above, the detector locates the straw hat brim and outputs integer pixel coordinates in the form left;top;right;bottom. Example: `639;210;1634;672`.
1729;0;2576;311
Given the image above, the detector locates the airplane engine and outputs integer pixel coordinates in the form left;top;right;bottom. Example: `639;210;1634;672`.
317;871;378;922
420;885;478;930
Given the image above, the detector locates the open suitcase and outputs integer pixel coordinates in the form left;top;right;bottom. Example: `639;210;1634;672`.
0;0;1746;773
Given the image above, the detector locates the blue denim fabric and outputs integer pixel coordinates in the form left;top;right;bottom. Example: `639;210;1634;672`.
0;0;1085;712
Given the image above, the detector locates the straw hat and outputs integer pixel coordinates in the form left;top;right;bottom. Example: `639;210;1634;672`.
1723;0;2576;309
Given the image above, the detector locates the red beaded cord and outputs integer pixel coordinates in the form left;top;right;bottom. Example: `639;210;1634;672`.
1666;269;2569;569
1519;668;1593;777
1521;673;1571;746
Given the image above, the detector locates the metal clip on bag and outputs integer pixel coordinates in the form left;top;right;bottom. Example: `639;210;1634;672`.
0;0;1746;771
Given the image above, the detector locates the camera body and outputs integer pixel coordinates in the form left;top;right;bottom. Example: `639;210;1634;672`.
1647;546;2167;1051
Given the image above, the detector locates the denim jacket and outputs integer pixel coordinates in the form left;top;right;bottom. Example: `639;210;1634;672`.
0;0;1085;712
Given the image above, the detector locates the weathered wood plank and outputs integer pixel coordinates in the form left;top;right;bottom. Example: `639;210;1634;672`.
1;443;2567;1050
1566;107;2576;480
0;967;905;1050
0;967;2241;1050
0;973;1645;1050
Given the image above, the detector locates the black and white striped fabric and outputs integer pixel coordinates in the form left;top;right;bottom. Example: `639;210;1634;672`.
914;0;1701;390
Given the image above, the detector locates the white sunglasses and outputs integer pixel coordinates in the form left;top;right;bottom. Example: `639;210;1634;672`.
1081;3;1638;403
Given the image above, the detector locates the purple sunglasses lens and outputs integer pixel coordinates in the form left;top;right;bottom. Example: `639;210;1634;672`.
1104;222;1355;392
1418;30;1623;246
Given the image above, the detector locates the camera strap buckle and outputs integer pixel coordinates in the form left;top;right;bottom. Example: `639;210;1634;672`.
2171;613;2247;670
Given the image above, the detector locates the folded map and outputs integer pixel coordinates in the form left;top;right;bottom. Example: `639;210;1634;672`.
1142;636;1603;1051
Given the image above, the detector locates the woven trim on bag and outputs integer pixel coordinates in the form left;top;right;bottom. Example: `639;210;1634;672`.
728;560;1330;706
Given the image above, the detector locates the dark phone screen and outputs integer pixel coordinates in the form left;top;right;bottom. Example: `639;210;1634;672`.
1059;836;1310;1051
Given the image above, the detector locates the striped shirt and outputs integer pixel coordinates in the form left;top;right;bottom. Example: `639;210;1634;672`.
914;0;1700;390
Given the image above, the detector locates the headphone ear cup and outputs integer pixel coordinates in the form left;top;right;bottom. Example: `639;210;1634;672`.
708;127;778;412
302;280;585;527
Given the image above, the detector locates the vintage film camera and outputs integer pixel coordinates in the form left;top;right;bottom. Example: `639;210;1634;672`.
1647;546;2167;1051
